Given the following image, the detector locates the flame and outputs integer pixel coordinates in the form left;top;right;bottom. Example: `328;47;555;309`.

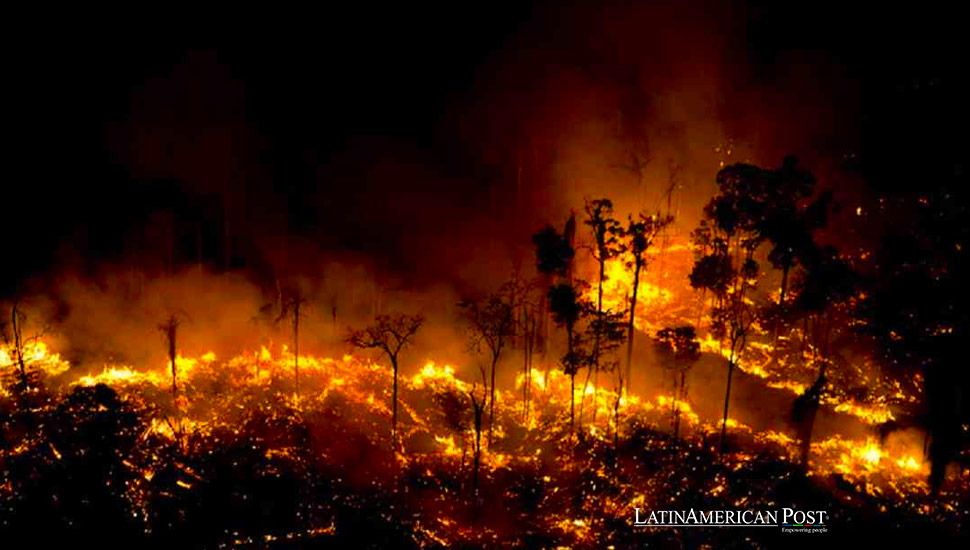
0;335;953;546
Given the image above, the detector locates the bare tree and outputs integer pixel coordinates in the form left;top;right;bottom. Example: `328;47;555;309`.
347;313;424;436
520;299;539;423
459;282;517;443
1;303;48;401
469;382;486;493
158;315;181;401
276;289;309;396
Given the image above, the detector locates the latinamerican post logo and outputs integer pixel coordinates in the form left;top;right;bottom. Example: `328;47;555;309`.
634;508;828;533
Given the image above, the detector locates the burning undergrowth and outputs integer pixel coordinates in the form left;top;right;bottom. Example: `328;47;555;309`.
1;341;966;548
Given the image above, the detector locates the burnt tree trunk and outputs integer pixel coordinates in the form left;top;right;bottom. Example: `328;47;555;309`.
488;354;498;443
719;349;737;455
293;300;301;396
625;260;642;393
391;355;399;437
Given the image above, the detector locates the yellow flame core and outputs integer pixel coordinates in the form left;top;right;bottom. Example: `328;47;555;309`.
0;336;939;505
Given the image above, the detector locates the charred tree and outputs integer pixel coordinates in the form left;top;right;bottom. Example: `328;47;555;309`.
791;373;827;467
532;223;576;355
1;303;48;409
469;383;486;493
547;283;586;435
276;290;309;397
582;199;624;423
583;199;623;372
347;313;424;438
790;244;856;464
459;283;517;445
623;212;672;391
690;162;772;454
158;315;180;401
532;222;583;432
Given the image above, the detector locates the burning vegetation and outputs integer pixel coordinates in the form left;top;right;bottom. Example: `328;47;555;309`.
4;4;970;548
2;156;968;548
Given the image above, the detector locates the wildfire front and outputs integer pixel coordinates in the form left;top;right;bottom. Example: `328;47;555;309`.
2;3;968;549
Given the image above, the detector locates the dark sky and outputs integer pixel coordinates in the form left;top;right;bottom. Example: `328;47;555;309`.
5;1;967;295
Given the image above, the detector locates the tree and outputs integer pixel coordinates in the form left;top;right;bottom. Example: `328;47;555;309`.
693;157;830;453
793;245;856;370
276;290;309;397
583;198;624;372
757;161;828;363
655;326;700;439
579;303;627;428
856;191;970;490
459;283;517;444
468;383;486;493
581;199;626;426
347;313;424;437
547;283;586;434
532;220;585;432
788;245;856;466
532;222;576;356
518;289;540;423
532;224;575;278
623;212;673;391
1;303;46;398
791;373;827;468
584;306;626;443
762;192;826;312
433;387;472;487
689;162;768;454
157;315;181;401
497;275;542;424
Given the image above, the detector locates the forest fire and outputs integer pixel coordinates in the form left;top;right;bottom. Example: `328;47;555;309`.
3;199;966;547
2;323;965;548
4;2;970;548
2;201;967;547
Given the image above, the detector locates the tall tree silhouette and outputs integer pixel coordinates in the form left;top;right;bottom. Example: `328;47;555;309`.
789;244;856;465
532;221;585;432
1;303;47;401
532;224;575;278
459;283;517;444
547;283;586;434
623;212;672;391
757;160;828;363
583;199;624;373
347;313;424;437
468;382;486;493
690;162;769;453
582;199;626;425
532;222;576;356
158;315;181;402
276;290;309;397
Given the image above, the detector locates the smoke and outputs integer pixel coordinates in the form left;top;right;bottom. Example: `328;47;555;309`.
10;2;866;428
74;2;858;290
